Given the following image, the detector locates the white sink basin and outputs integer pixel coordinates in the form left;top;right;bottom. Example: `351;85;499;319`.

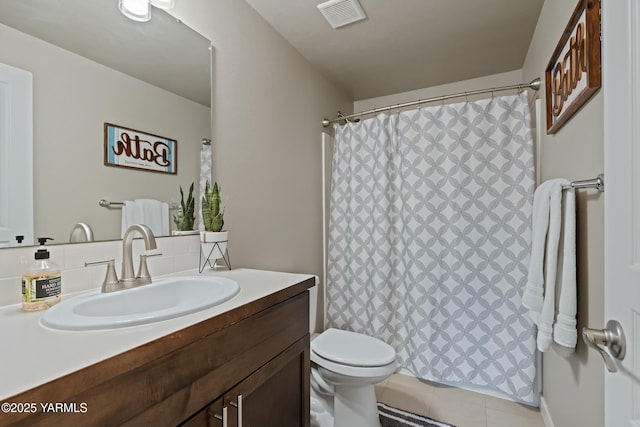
41;276;239;331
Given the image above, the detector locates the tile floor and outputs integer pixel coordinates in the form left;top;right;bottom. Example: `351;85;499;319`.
375;373;545;427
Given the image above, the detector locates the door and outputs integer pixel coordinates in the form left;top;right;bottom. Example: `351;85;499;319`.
602;0;640;425
0;62;33;247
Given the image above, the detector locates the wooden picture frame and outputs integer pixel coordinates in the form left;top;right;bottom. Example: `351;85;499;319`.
104;123;177;175
545;0;601;134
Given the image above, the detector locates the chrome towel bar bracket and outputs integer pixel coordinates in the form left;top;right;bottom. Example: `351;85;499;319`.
562;174;604;192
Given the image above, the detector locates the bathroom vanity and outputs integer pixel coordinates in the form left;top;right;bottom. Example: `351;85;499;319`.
0;269;314;427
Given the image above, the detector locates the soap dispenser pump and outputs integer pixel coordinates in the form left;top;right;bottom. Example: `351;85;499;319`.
22;237;62;311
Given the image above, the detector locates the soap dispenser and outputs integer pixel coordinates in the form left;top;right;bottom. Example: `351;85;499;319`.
22;237;62;311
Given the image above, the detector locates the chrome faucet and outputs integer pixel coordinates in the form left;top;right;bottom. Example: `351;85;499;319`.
69;222;94;243
85;224;161;293
121;224;158;286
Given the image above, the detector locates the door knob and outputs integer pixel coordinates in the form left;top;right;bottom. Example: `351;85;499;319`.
582;320;626;373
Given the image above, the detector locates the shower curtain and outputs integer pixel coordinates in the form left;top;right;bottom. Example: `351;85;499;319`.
199;140;212;231
326;92;537;404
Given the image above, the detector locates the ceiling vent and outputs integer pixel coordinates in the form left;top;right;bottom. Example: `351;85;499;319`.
317;0;367;29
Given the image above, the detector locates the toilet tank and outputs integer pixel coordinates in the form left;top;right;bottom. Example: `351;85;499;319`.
309;276;320;334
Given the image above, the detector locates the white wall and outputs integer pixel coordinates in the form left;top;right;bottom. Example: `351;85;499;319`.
354;70;524;112
169;1;353;279
521;1;604;426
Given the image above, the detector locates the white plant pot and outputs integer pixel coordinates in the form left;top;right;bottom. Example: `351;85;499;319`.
200;231;228;260
172;230;199;236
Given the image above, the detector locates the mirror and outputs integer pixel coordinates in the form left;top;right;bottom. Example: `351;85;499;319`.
0;0;212;247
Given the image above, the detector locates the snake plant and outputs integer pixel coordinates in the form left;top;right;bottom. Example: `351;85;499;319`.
173;182;196;231
202;181;224;232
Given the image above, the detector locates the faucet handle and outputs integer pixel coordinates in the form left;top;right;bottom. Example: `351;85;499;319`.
136;253;162;285
85;259;120;292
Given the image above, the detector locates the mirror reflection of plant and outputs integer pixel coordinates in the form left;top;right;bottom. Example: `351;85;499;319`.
173;182;195;231
202;181;224;232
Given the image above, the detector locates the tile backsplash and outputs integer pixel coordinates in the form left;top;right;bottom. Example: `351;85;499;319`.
0;235;201;307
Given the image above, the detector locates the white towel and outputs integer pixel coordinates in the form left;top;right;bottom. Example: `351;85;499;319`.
121;199;170;238
522;178;577;353
522;180;553;321
553;188;577;350
536;180;564;351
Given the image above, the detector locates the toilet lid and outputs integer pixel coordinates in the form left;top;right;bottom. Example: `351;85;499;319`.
311;328;396;367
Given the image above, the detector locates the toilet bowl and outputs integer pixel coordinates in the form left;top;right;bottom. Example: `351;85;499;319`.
310;328;397;427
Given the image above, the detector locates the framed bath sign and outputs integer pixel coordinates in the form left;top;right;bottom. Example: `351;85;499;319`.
545;0;601;134
104;123;177;174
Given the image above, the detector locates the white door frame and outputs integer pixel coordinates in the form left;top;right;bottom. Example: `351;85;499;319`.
0;62;33;247
602;0;640;425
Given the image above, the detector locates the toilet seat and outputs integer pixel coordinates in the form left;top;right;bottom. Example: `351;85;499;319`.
312;328;396;366
311;328;397;378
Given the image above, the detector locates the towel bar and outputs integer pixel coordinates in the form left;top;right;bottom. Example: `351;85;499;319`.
99;199;179;209
561;174;604;192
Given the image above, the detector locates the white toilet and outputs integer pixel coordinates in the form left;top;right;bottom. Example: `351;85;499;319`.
310;328;397;427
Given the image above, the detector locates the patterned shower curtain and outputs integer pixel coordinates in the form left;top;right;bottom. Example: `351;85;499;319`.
326;92;537;404
199;140;212;231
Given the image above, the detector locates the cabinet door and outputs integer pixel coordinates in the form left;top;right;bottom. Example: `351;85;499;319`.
179;398;224;427
223;336;310;427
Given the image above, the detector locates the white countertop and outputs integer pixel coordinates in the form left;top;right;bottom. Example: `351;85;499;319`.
0;268;314;400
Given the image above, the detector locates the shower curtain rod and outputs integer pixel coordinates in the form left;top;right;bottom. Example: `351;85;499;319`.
321;77;541;127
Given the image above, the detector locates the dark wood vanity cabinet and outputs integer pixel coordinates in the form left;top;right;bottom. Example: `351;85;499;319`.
3;278;313;427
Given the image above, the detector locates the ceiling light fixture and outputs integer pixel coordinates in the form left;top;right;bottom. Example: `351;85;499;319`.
149;0;175;10
119;0;151;22
119;0;174;22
